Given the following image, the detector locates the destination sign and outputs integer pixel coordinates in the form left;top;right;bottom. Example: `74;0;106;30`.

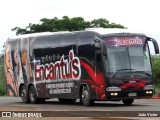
104;37;146;47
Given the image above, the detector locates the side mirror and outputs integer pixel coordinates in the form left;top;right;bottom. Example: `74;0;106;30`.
152;38;159;54
147;37;159;54
102;41;107;59
94;39;107;59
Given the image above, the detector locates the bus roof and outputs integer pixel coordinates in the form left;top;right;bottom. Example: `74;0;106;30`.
8;28;145;40
85;28;145;36
8;31;71;40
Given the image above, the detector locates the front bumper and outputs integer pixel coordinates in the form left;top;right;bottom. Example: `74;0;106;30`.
106;89;153;100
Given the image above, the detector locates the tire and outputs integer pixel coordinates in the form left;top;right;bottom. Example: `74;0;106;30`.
81;86;94;106
29;85;45;104
122;99;134;105
21;86;29;103
58;98;76;103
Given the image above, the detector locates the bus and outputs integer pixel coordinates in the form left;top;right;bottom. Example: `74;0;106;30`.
4;28;159;106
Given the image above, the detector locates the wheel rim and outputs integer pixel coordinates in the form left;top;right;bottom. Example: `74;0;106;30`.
29;87;35;102
82;89;89;103
30;92;34;102
21;88;26;102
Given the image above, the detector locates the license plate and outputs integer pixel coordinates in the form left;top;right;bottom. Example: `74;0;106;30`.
128;93;137;97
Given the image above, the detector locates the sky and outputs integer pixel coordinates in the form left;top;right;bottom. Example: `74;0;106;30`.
0;0;160;54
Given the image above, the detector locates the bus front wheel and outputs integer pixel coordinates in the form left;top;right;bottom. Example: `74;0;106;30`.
122;99;134;105
81;86;94;106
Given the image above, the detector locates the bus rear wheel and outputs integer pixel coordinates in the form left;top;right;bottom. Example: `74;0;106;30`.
21;86;29;103
81;86;94;106
29;85;45;104
122;99;134;105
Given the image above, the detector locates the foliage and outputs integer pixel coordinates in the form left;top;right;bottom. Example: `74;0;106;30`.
0;54;5;96
151;55;160;85
12;16;125;35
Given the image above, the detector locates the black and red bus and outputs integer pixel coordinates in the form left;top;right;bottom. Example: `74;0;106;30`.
4;28;159;106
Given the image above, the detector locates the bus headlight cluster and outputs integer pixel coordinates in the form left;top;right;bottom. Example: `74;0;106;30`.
144;85;154;90
146;91;152;94
110;93;118;96
106;87;121;91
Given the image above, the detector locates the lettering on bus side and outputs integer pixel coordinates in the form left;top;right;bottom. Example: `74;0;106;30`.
35;50;81;82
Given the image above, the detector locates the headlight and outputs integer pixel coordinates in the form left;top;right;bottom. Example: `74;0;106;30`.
106;87;121;91
144;85;154;90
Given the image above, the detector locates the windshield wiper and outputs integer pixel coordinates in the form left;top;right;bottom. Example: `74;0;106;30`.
133;71;151;77
112;69;135;78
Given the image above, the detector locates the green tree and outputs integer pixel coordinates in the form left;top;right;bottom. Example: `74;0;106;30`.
90;18;109;27
0;54;5;96
12;16;125;35
151;55;160;85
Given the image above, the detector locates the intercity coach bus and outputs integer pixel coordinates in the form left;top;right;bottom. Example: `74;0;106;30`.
4;28;159;106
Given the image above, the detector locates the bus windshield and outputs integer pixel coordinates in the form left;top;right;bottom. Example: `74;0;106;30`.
106;44;152;79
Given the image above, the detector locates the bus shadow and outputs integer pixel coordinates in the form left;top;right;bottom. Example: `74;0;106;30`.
39;99;149;107
14;98;151;107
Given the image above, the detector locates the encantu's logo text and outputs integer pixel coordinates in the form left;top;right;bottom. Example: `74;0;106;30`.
35;50;81;81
